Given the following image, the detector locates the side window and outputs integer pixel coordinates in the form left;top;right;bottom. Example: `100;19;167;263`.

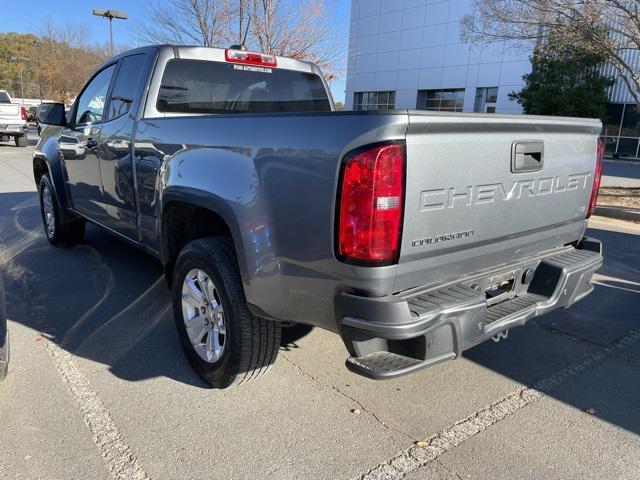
107;54;147;120
75;64;116;125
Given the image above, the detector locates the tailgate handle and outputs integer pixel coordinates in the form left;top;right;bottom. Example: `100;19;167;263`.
511;141;544;173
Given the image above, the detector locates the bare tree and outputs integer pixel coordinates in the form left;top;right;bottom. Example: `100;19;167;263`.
461;0;640;105
140;0;232;47
29;22;108;102
248;0;344;75
137;0;344;77
35;19;90;49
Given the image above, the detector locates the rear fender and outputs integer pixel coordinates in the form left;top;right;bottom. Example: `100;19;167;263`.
159;186;248;284
157;147;273;289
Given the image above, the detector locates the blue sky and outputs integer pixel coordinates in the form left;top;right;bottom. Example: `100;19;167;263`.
1;0;350;102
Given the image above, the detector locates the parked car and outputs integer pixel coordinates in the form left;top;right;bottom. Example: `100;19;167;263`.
58;135;86;159
34;45;604;388
0;90;28;147
27;106;38;122
0;273;8;381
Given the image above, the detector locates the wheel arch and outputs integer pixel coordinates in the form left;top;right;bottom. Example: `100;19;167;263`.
160;188;248;287
33;142;71;212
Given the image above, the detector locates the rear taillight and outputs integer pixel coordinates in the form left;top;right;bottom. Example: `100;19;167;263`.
20;106;27;120
225;49;277;67
337;142;405;265
587;138;604;218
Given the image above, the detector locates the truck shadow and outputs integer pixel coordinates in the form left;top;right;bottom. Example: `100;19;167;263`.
462;224;640;435
0;191;204;388
0;190;319;388
1;191;639;435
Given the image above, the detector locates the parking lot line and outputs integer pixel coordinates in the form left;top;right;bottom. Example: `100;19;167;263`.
0;200;149;480
43;335;149;480
355;328;640;480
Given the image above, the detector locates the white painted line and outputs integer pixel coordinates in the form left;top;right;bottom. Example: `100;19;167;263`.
43;338;149;480
1;213;149;480
355;329;640;480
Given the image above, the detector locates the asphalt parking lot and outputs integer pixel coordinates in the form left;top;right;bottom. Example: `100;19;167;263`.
0;131;639;480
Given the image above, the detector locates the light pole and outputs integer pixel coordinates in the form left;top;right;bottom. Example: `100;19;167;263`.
92;9;128;57
32;40;42;101
10;56;31;101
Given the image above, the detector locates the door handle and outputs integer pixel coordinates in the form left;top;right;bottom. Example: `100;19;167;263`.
511;141;544;173
86;138;98;149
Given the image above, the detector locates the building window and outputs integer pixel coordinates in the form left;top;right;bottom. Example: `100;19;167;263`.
354;91;396;110
603;103;640;159
474;86;498;113
417;89;465;112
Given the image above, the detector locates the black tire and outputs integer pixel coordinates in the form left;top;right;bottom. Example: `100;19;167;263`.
0;333;8;382
15;135;27;147
39;174;85;246
172;237;281;388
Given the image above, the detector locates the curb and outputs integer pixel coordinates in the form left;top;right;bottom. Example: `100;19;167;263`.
595;205;640;222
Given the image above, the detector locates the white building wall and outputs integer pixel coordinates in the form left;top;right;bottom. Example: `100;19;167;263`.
346;0;532;113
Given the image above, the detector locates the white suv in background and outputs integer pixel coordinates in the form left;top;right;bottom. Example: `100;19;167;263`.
0;90;28;147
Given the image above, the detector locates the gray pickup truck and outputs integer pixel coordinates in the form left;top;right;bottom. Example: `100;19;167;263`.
34;45;604;388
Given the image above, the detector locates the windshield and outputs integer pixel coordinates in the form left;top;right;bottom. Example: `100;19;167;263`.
157;59;331;114
0;91;11;103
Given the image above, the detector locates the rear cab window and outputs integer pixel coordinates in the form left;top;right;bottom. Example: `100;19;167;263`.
156;59;331;114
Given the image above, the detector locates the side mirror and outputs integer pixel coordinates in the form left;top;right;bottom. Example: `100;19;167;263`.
37;103;67;127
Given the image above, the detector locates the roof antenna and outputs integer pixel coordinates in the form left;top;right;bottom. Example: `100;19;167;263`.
230;15;251;50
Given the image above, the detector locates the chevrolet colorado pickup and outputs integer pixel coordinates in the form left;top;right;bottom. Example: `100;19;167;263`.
34;45;604;388
0;90;28;147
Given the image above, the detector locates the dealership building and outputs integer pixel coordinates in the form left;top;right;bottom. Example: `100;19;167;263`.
345;0;640;159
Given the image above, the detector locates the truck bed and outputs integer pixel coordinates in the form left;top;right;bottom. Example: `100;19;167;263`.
132;109;600;334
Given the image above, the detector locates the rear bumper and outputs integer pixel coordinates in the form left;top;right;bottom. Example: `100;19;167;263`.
0;124;27;135
336;237;603;379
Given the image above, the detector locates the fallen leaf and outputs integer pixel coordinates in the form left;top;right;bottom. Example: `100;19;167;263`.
415;440;429;448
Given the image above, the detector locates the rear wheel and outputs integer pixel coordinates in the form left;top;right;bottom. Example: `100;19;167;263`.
39;174;85;246
15;135;27;147
172;237;281;388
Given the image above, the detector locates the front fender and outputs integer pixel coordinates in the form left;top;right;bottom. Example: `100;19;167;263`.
33;131;72;212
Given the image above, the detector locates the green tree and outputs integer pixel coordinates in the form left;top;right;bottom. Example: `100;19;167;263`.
509;36;615;120
0;26;107;103
462;0;640;106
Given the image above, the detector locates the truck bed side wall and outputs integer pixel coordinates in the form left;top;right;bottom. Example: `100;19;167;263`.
134;113;409;332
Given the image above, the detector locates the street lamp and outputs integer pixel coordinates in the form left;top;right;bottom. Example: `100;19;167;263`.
10;56;31;101
32;40;42;101
92;9;128;57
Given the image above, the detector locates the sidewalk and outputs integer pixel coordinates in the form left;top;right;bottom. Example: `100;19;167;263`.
597;159;640;221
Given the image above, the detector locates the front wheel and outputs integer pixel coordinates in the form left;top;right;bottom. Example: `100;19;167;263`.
39;174;85;246
172;237;281;388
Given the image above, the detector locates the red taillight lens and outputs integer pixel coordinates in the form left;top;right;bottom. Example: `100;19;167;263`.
225;49;277;67
337;143;405;265
20;106;27;120
587;138;604;218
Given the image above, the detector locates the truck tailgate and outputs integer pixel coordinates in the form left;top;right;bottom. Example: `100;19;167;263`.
396;112;601;292
0;104;21;121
